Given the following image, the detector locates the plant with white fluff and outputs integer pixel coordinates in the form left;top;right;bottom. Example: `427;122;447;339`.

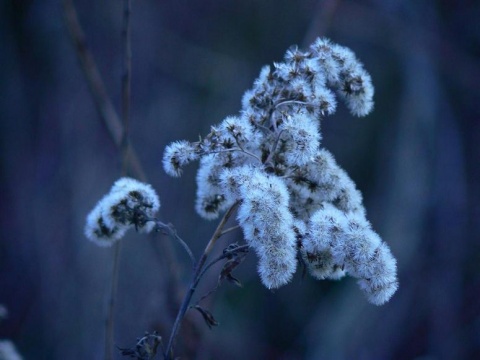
222;166;297;289
85;178;160;247
85;37;398;359
162;37;397;303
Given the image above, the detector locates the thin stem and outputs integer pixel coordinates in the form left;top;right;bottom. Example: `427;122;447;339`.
264;129;285;166
220;225;240;236
63;1;193;356
255;122;273;134
232;134;262;163
105;2;132;358
200;147;261;163
121;0;132;174
105;241;122;360
154;220;196;265
62;0;146;181
194;284;220;306
274;99;310;109
198;244;249;282
164;203;238;360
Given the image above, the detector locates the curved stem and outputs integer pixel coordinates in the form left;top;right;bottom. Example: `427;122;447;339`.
154;220;196;266
232;134;262;163
164;203;238;360
274;99;309;109
198;244;249;282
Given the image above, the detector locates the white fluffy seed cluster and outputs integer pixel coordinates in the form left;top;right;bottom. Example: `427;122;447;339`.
84;178;160;247
162;38;397;304
222;166;297;289
301;204;397;305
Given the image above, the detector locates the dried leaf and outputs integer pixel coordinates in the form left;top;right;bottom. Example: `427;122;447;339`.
118;331;162;360
193;305;219;329
225;273;243;287
223;242;249;259
219;253;247;286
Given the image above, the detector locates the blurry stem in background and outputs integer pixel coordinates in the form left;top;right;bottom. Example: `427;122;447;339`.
62;0;185;357
104;1;133;360
62;0;146;181
121;0;132;175
164;202;239;360
105;242;122;360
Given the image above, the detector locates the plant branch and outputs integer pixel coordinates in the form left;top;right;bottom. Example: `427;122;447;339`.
62;0;146;181
154;220;196;266
220;225;240;236
105;241;122;360
198;244;249;283
232;135;262;162
196;147;261;163
121;0;132;174
63;1;202;358
63;0;186;307
274;100;310;109
264;129;285;167
106;2;132;359
164;202;239;360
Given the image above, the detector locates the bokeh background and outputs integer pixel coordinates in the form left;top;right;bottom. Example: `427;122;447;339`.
1;0;479;359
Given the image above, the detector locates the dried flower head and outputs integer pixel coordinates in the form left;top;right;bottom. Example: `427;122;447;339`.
84;177;160;246
162;37;397;303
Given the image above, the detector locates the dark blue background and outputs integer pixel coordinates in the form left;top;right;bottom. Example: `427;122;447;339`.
1;0;479;359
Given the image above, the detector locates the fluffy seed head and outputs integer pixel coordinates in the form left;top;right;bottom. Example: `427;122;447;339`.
84;178;160;246
163;140;198;177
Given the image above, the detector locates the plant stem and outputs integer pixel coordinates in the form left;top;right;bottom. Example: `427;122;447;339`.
220;225;241;236
105;241;122;360
62;0;146;181
198;244;249;282
154;220;196;265
106;2;131;359
121;0;132;175
164;203;238;360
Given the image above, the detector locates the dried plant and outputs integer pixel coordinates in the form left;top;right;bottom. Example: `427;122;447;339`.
84;37;398;359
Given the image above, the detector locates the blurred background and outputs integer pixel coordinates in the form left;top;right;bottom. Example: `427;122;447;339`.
1;0;479;359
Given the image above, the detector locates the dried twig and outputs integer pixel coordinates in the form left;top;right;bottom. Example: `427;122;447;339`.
164;202;239;360
121;0;132;175
154;220;196;266
62;0;146;181
62;1;186;358
106;242;122;360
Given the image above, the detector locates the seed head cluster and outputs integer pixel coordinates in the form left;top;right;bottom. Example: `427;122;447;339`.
84;178;160;247
161;38;397;304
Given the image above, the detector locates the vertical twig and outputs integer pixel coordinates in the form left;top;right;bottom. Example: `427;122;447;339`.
62;0;146;181
121;0;132;174
105;242;122;360
63;0;190;348
105;1;132;359
164;203;238;360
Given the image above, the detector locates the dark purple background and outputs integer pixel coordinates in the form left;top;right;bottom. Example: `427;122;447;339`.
1;0;479;359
